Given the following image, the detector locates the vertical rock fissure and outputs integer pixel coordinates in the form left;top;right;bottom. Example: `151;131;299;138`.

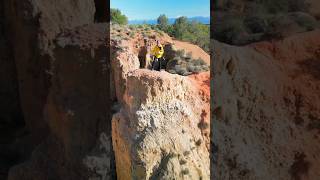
0;0;26;179
94;0;107;22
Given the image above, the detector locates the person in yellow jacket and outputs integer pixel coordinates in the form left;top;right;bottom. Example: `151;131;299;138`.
151;39;166;71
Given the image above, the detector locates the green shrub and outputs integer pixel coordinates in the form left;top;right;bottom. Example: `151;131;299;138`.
129;32;135;38
144;27;151;31
193;58;206;66
244;15;269;34
155;28;160;32
178;68;188;75
187;65;195;72
174;65;187;74
157;14;169;31
288;0;310;12
168;70;177;74
111;8;128;25
213;17;247;44
212;0;317;45
201;64;209;69
166;48;209;76
194;66;202;73
253;0;307;14
290;12;318;31
165;59;177;72
150;25;156;30
176;49;185;57
153;14;210;53
185;58;192;62
186;52;192;59
143;31;151;38
263;0;289;13
183;72;193;76
129;25;135;30
174;64;182;70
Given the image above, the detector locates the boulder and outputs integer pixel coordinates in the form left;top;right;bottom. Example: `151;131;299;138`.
112;70;210;180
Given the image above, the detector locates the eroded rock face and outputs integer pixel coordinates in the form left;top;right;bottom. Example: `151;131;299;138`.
111;43;140;104
3;0;96;144
111;35;210;179
2;1;111;179
212;30;320;180
112;70;210;180
307;0;320;18
7;23;113;180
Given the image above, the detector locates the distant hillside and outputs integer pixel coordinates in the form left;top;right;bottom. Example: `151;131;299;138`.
129;16;210;25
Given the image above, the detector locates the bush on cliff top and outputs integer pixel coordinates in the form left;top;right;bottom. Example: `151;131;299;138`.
212;0;319;45
165;46;209;76
111;8;128;25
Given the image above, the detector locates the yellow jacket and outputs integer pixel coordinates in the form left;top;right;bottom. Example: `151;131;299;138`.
151;45;164;58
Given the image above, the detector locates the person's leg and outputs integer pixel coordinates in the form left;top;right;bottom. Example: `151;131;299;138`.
151;57;157;70
150;56;154;70
153;58;160;71
161;57;167;70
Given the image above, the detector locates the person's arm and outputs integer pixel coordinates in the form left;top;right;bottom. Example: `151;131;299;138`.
159;46;164;53
145;54;151;69
151;46;156;56
158;46;164;57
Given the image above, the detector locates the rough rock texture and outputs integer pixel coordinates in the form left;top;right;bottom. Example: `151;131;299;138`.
0;1;25;179
2;1;114;179
307;0;320;18
7;23;111;180
0;0;114;179
111;42;140;105
3;0;96;145
112;71;210;180
111;33;210;179
0;0;23;133
212;30;320;180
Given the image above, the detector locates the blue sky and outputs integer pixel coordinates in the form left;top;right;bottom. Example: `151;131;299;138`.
110;0;210;20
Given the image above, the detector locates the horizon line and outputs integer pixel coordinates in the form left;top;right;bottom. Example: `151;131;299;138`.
128;16;210;21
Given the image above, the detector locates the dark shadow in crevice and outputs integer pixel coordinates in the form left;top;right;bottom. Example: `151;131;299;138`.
0;1;26;178
94;0;107;22
138;46;148;69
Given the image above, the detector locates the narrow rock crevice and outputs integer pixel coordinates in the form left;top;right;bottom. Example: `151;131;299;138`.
94;0;107;22
0;0;26;178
